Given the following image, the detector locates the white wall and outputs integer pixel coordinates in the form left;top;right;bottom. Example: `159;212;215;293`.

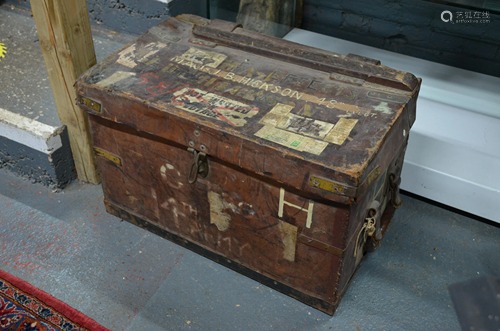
284;29;500;223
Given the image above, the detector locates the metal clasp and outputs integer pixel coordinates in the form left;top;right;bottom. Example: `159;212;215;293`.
187;148;209;184
389;171;403;209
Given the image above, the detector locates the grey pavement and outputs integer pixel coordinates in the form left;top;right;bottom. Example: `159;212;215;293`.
2;167;499;330
0;4;135;127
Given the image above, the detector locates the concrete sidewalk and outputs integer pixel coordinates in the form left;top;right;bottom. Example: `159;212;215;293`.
1;166;499;330
0;4;135;188
0;4;135;127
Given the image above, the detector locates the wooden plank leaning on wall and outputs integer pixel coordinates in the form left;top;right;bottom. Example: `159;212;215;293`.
31;0;100;184
236;0;303;37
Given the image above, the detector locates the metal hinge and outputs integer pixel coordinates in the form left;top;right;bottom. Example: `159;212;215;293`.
389;169;403;209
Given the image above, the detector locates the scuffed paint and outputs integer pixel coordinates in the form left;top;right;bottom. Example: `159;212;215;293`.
160;164;182;186
208;192;234;232
238;202;252;208
125;190;138;203
372;102;393;115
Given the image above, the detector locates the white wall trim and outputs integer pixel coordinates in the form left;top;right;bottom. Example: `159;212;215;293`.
0;108;63;154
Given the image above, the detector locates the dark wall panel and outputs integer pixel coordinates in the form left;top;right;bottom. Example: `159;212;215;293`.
302;0;500;77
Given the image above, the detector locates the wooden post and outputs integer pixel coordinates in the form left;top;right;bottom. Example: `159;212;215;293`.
31;0;100;184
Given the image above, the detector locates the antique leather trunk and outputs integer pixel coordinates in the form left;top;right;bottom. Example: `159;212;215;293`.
76;14;421;315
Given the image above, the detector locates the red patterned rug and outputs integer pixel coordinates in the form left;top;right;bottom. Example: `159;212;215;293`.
0;269;109;331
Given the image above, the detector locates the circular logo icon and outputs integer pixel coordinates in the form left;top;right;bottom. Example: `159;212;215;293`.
441;10;453;23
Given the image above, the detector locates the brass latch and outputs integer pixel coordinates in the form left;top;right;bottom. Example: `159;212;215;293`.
187;148;209;184
81;97;101;112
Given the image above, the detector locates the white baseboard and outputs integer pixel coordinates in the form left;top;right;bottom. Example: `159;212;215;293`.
0;107;63;154
402;98;500;223
0;108;76;188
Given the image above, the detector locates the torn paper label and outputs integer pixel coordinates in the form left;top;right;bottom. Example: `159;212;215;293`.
117;42;167;68
96;71;136;87
324;118;358;145
137;42;167;63
208;191;235;232
255;125;328;155
171;87;258;127
178;47;227;68
278;187;314;228
276;113;334;139
259;103;294;126
117;45;137;68
278;220;298;262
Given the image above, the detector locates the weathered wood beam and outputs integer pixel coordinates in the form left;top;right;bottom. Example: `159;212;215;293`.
31;0;99;184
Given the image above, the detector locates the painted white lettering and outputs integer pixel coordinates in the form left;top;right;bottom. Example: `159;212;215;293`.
259;82;270;91
271;86;282;94
291;91;304;100
251;80;263;88
240;77;252;85
281;88;292;97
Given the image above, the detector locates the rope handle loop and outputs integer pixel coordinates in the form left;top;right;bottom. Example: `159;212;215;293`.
354;216;377;257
